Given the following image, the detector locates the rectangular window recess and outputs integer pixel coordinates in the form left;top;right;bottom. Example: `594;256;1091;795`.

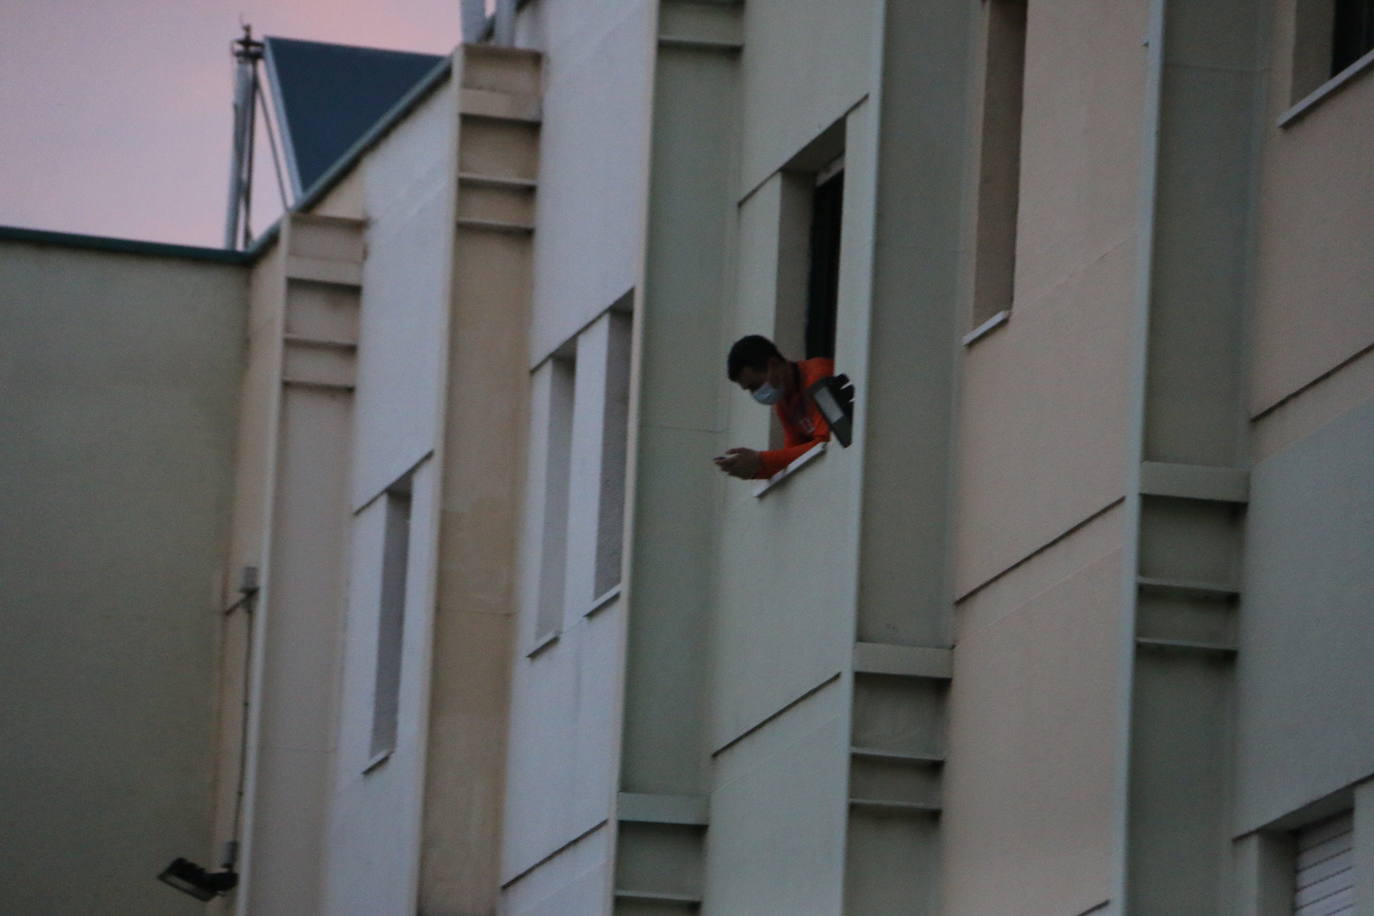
1280;46;1374;127
753;441;827;498
525;629;561;659
962;309;1011;347
362;749;392;775
585;584;622;618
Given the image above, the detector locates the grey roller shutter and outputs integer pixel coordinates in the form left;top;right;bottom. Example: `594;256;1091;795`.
1294;811;1355;916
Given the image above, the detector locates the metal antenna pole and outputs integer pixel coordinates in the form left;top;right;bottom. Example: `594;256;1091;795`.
223;25;263;250
255;72;290;211
494;0;517;45
241;48;258;249
460;0;487;43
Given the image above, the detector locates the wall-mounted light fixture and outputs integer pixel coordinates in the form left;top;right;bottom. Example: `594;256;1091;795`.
156;857;238;901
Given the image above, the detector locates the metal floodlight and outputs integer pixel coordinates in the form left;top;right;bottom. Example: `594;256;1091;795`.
807;373;856;448
157;857;238;902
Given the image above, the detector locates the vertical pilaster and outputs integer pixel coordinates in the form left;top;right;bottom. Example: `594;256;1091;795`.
419;43;541;915
614;2;742;912
841;0;975;911
240;211;363;916
1119;1;1263;912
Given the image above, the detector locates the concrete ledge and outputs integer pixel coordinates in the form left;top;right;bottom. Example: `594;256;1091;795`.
617;793;709;826
285;255;363;288
456;218;535;235
1139;461;1249;503
853;643;952;680
658;36;744;53
848;798;942;816
961;309;1010;347
613;889;701;906
460;88;542;123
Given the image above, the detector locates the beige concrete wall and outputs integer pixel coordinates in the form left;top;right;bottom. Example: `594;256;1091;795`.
0;239;247;915
1236;395;1374;831
737;0;876;194
703;680;849;914
208;241;285;916
952;0;1148;595
944;508;1124;915
1249;0;1374;416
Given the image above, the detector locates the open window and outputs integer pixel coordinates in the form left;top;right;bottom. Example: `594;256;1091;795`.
806;157;843;361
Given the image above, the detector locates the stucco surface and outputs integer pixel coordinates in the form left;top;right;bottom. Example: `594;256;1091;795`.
737;0;875;196
943;545;1121;915
523;0;654;364
1249;7;1374;415
324;459;437;916
501;601;622;882
704;680;847;915
953;0;1145;596
1235;396;1374;831
352;87;454;507
0;242;246;915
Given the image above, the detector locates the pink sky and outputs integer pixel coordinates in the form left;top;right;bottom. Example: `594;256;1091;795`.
0;0;473;247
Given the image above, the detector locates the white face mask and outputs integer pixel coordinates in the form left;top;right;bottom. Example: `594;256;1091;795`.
752;382;783;405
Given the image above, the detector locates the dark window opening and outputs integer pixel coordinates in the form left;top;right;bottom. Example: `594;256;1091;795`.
806;169;843;360
371;476;412;763
1332;0;1374;74
971;0;1027;331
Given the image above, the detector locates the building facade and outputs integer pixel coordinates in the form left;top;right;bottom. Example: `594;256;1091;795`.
4;0;1374;914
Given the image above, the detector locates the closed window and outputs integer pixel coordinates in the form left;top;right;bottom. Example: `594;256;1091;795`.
522;295;633;652
1292;810;1354;915
370;475;412;763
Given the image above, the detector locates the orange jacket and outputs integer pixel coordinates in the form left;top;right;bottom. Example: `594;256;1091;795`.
755;357;834;479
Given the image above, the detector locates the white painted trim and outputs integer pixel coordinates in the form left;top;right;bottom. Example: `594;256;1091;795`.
524;629;559;660
584;584;622;619
616;792;709;826
351;451;435;515
752;441;828;498
362;749;392;775
1279;47;1374;128
961;308;1010;346
852;643;952;679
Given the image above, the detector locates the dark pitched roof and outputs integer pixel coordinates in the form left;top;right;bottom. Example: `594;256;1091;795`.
263;36;445;198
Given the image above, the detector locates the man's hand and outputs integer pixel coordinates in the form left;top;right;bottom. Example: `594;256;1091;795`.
714;447;762;480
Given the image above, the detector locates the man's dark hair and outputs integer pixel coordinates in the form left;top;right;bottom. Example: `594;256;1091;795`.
727;335;782;381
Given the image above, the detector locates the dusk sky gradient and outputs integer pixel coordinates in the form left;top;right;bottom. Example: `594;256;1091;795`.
1;0;478;247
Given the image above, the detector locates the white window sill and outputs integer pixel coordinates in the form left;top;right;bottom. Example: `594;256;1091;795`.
526;629;560;659
1280;47;1374;128
753;442;827;498
961;309;1010;347
585;584;621;619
